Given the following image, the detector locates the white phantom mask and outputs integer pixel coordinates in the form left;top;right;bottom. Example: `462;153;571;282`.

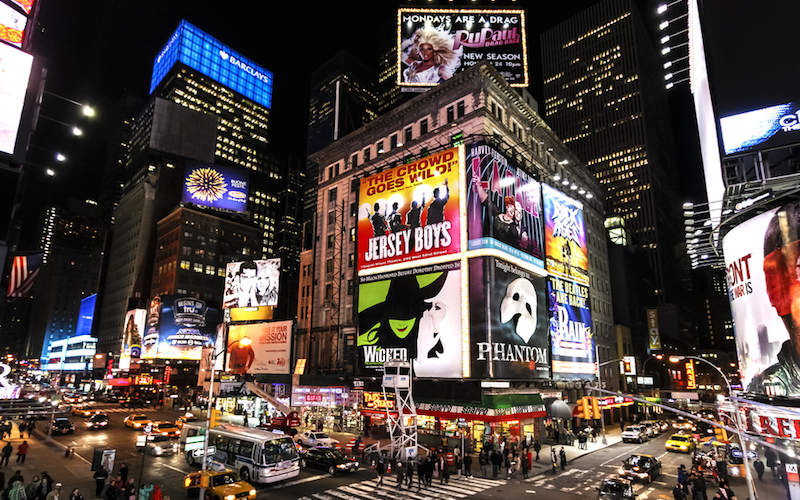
499;278;537;343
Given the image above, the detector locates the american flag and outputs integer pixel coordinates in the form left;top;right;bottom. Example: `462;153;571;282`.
6;253;43;298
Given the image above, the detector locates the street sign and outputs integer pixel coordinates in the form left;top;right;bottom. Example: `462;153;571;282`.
136;436;147;447
193;446;215;457
186;436;205;444
144;424;153;434
184;442;204;451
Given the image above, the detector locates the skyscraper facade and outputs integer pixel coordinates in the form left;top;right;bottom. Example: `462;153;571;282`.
541;0;683;304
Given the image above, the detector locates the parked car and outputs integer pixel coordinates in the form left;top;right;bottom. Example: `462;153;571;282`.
619;454;662;484
85;413;109;430
639;421;658;437
137;435;179;456
299;447;358;475
294;431;339;448
597;476;636;499
48;418;75;435
621;425;647;444
124;414;152;429
665;432;696;454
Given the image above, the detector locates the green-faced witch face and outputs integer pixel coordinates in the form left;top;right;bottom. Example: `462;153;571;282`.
389;318;417;339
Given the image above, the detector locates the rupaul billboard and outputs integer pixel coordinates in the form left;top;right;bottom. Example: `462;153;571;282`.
182;162;250;212
357;148;462;273
466;143;544;271
542;183;589;285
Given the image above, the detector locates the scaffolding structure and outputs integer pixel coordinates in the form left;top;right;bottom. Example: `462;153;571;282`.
382;360;418;461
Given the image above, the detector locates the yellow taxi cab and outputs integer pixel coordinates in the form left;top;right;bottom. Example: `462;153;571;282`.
665;432;696;453
152;421;181;438
72;404;100;417
184;469;256;500
124;414;152;429
176;413;199;429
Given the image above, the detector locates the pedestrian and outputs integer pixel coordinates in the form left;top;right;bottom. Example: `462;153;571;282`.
17;425;25;440
137;484;152;500
1;443;12;467
416;459;425;490
16;443;27;464
150;487;161;500
124;480;134;500
551;448;557;473
620;419;625;432
479;450;488;478
24;478;38;500
406;459;414;487
104;477;119;500
354;435;362;457
765;447;777;477
426;456;434;486
504;453;512;479
694;473;707;500
44;483;60;500
673;482;686;500
559;447;567;470
754;458;765;482
36;475;51;500
553;428;560;444
69;489;82;500
93;467;108;498
533;440;541;461
396;463;404;491
454;453;462;479
118;465;128;485
8;482;24;500
464;453;472;478
521;452;529;479
375;458;385;487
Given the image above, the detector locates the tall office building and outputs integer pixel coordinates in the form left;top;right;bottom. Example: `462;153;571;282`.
541;0;683;306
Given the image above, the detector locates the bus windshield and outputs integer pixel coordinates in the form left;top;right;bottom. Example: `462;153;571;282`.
263;437;298;463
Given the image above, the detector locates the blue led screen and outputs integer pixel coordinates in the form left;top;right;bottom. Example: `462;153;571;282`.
76;293;97;337
150;20;273;109
720;102;800;156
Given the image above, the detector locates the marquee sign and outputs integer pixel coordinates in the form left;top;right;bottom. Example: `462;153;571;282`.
416;402;546;422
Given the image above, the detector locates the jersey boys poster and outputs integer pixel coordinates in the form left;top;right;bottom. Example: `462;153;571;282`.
357;261;462;377
469;257;549;379
466;144;544;270
358;148;462;273
543;183;589;285
548;276;594;379
723;205;800;397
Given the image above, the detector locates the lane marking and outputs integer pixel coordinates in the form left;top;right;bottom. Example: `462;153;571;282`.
268;475;326;489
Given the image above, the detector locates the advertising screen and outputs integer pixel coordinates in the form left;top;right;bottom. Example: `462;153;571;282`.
722;203;800;397
466;143;544;270
469;257;549;379
122;309;146;358
0;43;32;157
182;162;250;212
542;183;589;285
141;295;220;360
357;261;462;377
227;321;292;374
720;103;800;156
0;2;26;47
547;276;594;379
223;259;280;309
76;294;96;338
398;8;528;87
150;20;273;109
358;148;462;273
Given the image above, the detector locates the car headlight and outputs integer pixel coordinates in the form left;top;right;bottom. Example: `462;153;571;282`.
619;468;625;475
134;423;141;428
354;462;359;467
225;495;235;500
680;446;687;450
337;464;346;469
248;490;256;497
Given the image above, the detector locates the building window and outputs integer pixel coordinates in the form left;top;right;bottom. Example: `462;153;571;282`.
327;234;335;248
457;100;465;118
404;127;412;144
329;187;337;203
350;227;356;241
420;118;428;135
193;263;203;273
377;140;384;153
446;105;455;123
347;279;353;296
349;253;354;268
205;265;215;275
350;202;357;217
328;211;336;225
217;268;226;277
351;179;359;193
390;134;398;149
182;246;191;256
180;260;190;270
350;153;358;169
364;147;371;161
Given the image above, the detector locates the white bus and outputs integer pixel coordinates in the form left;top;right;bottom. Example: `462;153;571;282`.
181;424;299;484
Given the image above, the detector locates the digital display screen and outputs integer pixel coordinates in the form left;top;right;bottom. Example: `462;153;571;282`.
542;183;589;285
0;2;26;47
548;276;594;379
719;102;800;156
0;42;33;157
182;162;250;212
151;20;273;109
141;295;219;361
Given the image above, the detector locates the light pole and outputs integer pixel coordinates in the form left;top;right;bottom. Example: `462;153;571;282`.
668;355;756;500
199;337;251;500
594;349;628;445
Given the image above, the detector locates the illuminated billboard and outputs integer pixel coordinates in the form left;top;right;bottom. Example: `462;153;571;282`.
122;309;146;358
76;294;97;338
357;261;462;377
466;144;544;270
469;257;549;379
722;202;800;397
548;276;594;379
150;20;273;109
542;183;589;285
720;102;800;156
358;148;462;273
397;8;528;87
223;259;281;309
141;295;220;360
0;42;32;157
183;162;250;212
227;321;292;375
0;2;26;47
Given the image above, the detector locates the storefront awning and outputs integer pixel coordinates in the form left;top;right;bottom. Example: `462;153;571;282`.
417;393;546;422
545;398;573;420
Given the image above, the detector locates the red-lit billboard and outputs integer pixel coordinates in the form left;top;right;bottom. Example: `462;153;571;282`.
0;2;26;47
357;148;462;273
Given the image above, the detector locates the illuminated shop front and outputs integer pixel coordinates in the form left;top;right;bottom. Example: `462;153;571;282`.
292;386;351;431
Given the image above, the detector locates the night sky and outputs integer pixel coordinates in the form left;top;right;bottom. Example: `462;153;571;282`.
17;0;797;248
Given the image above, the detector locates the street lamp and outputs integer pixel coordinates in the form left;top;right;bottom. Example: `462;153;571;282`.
594;348;629;445
668;355;756;500
199;337;251;500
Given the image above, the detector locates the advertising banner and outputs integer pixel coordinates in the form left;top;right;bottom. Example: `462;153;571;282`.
141;295;220;360
720;102;800;156
466;144;544;270
122;309;146;359
646;308;662;350
547;276;594;379
722;203;800;397
223;259;280;309
227;321;292;374
542;183;589;285
0;43;32;157
357;148;461;273
182;162;250;212
398;8;528;87
469;256;549;379
0;2;27;47
357;261;462;377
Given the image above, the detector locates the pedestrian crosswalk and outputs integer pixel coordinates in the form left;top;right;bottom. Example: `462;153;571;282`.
298;474;505;500
524;467;659;498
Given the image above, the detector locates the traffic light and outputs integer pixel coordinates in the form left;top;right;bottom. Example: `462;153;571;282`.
576;397;591;419
591;397;601;419
210;409;222;428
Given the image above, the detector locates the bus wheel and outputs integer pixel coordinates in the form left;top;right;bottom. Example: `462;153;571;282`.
187;453;196;466
240;467;251;482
